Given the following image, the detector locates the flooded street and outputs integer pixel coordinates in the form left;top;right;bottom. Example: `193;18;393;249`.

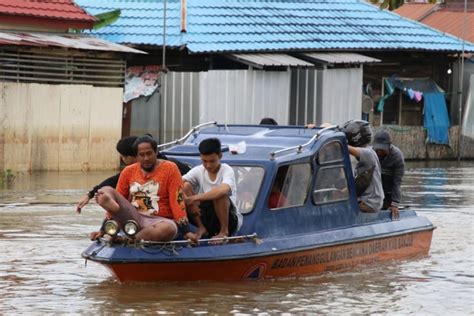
1;161;473;314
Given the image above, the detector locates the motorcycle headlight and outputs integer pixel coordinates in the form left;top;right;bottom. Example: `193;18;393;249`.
123;220;139;237
103;220;119;236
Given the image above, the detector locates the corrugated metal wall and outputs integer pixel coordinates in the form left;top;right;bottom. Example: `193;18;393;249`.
160;72;200;143
289;68;321;125
199;70;290;126
0;82;122;172
320;67;362;125
158;67;361;143
290;68;362;125
460;74;474;159
451;61;474;125
462;74;474;139
130;90;161;138
159;69;290;143
289;67;362;126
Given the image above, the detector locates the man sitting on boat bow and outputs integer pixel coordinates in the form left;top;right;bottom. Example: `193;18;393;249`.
182;138;243;241
95;135;199;244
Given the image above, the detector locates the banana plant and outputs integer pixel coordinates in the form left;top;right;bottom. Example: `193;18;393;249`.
93;9;121;30
69;9;121;33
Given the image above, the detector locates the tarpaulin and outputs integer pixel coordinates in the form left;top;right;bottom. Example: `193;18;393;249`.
423;92;450;145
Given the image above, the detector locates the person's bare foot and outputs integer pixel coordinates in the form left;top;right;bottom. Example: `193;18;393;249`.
196;226;208;239
89;230;104;241
209;232;228;245
96;190;120;212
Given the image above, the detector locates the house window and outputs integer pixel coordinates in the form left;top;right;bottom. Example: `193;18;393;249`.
269;163;312;209
232;166;265;214
312;166;349;205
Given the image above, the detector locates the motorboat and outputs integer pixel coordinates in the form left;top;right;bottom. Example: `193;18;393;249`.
82;122;434;282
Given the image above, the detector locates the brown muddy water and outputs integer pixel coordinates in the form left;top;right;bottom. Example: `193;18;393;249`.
0;161;473;315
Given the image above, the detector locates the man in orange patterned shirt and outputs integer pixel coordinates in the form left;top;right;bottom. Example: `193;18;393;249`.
96;135;198;243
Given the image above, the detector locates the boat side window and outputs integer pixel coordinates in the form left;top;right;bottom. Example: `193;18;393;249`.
232;166;265;214
316;141;344;165
269;163;312;209
312;165;349;205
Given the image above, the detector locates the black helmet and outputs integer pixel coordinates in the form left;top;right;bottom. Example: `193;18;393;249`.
342;120;372;147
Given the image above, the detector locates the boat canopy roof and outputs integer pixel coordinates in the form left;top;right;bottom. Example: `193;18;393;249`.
161;123;345;163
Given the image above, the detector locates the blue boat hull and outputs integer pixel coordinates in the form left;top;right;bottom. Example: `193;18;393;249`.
82;214;434;282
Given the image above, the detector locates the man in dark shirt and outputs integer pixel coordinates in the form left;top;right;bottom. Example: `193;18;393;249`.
75;136;138;214
372;130;405;220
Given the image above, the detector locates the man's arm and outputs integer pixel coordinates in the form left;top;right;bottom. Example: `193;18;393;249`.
186;164;235;203
187;183;231;203
89;173;121;198
166;163;198;244
347;145;361;158
76;172;121;213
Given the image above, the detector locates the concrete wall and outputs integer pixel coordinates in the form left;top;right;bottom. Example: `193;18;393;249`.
0;82;123;172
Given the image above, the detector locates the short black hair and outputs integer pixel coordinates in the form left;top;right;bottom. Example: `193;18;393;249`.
133;135;158;154
116;136;138;157
259;117;278;125
198;138;221;155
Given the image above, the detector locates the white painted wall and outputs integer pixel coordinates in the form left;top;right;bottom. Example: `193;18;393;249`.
0;82;122;171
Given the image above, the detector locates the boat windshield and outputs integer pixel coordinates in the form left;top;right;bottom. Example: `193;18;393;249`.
231;165;265;214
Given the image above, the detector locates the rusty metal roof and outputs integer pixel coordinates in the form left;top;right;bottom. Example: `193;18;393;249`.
0;0;96;23
394;3;439;21
422;10;474;43
229;54;313;68
302;53;381;65
395;3;474;44
0;31;145;54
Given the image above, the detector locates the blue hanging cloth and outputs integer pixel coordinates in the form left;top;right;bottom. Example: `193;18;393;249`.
423;92;450;145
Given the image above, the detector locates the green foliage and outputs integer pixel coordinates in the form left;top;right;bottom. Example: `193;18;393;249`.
0;169;15;186
93;9;121;30
380;0;404;10
69;9;121;33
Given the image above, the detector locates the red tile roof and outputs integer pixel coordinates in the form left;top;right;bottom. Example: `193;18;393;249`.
394;3;439;21
0;0;95;23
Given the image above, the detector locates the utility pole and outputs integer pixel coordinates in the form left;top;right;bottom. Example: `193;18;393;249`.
162;0;167;71
458;0;467;161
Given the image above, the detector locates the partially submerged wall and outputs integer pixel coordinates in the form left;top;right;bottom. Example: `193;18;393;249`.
0;82;122;171
376;125;474;160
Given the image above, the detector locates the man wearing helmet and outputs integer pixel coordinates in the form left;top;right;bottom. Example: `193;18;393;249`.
343;120;384;213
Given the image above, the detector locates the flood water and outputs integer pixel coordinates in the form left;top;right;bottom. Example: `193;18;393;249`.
1;161;473;314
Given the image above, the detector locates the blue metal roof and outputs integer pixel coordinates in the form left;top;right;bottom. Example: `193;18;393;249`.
75;0;474;53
